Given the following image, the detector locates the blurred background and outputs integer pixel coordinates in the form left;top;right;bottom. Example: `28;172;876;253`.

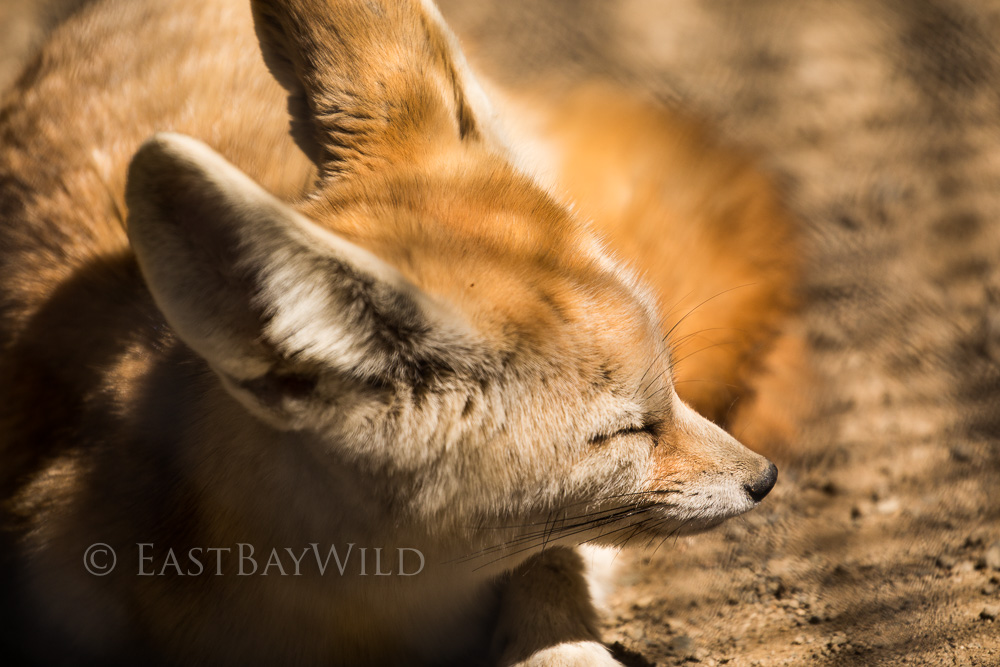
3;0;1000;664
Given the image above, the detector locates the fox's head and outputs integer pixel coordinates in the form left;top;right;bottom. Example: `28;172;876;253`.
125;0;775;568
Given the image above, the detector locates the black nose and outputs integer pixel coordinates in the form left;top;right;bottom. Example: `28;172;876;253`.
745;462;778;503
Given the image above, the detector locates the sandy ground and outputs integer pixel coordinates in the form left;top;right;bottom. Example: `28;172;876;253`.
3;1;999;665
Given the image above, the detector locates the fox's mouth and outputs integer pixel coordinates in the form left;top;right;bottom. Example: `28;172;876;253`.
631;479;775;539
640;460;778;535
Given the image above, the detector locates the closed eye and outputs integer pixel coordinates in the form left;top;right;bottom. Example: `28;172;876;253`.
588;422;659;446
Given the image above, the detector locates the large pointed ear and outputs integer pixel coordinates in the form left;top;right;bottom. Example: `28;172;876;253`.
125;132;477;427
250;0;501;177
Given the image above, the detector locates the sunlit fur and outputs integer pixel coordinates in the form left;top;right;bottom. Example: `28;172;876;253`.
0;0;795;665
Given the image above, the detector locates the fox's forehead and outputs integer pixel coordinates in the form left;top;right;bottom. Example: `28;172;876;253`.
300;160;663;376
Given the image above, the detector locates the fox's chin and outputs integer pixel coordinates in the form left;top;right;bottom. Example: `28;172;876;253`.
669;515;731;536
644;504;756;538
571;513;737;551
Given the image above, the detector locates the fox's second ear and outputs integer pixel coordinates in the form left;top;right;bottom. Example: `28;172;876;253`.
251;0;498;177
126;133;477;426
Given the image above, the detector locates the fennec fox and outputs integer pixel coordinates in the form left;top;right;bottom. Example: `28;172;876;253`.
0;0;794;664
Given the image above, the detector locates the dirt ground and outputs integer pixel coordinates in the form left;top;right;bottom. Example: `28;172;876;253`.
437;1;1000;665
2;1;999;665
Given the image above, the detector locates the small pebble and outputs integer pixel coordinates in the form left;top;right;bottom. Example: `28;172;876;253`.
875;497;901;515
984;543;1000;571
954;560;976;574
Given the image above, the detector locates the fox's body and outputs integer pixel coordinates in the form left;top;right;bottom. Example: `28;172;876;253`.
0;0;795;664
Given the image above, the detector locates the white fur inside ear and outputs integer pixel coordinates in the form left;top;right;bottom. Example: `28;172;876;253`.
128;132;471;384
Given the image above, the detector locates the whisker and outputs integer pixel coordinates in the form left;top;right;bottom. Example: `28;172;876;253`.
735;416;754;441
673;378;742;390
650;515;699;556
578;516;656;549
458;504;653;562
467;508;659;571
661;284;755;347
723;395;741;424
635;285;756;401
608;519;648;553
633;345;673;401
671;339;740;370
631;289;705;400
475;488;682;530
635;332;724;402
669;326;750;351
458;479;689;567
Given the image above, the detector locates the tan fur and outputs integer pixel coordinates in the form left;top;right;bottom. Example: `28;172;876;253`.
0;0;794;664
